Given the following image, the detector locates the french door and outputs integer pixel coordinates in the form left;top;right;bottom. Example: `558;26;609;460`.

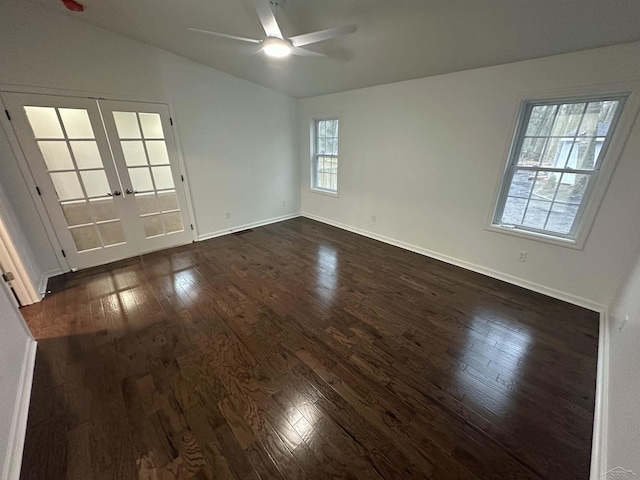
2;93;192;270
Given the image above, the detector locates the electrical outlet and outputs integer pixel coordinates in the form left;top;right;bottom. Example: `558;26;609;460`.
225;211;231;219
282;200;286;207
371;214;377;222
619;315;630;331
517;251;527;262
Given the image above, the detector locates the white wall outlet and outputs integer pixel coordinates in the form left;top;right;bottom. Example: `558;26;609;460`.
371;214;377;222
619;315;630;331
225;211;231;219
517;251;527;262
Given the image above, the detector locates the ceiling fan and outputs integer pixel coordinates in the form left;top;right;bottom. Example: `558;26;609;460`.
189;0;357;58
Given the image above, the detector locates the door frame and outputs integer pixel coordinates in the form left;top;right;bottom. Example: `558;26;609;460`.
0;214;40;306
0;85;197;276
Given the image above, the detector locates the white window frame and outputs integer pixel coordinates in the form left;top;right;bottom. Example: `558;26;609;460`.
310;116;340;196
488;86;640;250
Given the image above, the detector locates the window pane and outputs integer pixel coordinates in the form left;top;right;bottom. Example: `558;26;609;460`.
142;215;164;237
517;138;546;167
98;221;125;246
80;170;110;198
24;106;64;138
162;212;183;233
139;113;164;139
157;191;178;211
59;108;95;139
113;111;141;139
507;169;534;199
152;166;174;190
136;193;160;215
121;141;148;166
90;198;118;222
502;197;527;225
522;200;552;229
524;105;557;137
38;141;74;170
545;204;579;234
549;103;585;137
553;173;590;205
581;100;619;138
129;167;154;192
70;225;101;251
62;200;92;226
146;141;169;165
70;141;103;169
50;171;84;200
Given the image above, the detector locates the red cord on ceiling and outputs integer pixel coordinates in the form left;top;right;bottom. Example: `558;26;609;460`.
62;0;84;12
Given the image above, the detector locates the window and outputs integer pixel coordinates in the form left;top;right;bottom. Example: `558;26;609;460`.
312;117;339;193
492;95;626;244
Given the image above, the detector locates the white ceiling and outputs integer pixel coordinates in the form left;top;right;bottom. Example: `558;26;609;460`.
29;0;640;98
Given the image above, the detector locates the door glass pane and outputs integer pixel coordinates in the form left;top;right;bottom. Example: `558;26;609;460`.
51;171;84;200
146;140;169;164
129;167;154;192
162;212;183;233
59;108;95;139
113;111;141;139
90;198;118;222
70;141;103;169
24;106;64;138
70;225;101;251
136;193;159;215
121;141;148;166
139;113;164;139
98;221;125;246
157;191;178;211
142;215;164;237
152;166;174;190
80;170;110;198
38;141;74;170
61;200;92;226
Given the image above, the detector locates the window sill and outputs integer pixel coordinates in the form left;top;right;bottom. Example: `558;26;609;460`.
485;224;585;250
309;187;339;198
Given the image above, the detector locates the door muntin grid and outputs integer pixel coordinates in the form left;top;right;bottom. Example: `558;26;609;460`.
23;106;126;252
112;111;184;238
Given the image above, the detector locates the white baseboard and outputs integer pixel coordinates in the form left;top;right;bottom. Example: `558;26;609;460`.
38;268;63;297
198;212;301;242
2;338;37;480
302;212;605;313
590;309;609;479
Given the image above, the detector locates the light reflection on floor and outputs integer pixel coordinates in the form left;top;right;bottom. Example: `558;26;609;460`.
315;244;339;306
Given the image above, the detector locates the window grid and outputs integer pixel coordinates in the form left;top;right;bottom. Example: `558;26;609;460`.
312;118;339;193
494;96;625;239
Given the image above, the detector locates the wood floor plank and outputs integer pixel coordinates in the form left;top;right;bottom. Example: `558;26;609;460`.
19;217;598;479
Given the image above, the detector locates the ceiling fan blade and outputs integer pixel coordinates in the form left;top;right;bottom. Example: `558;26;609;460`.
289;24;357;47
188;28;262;44
252;0;283;39
290;46;326;57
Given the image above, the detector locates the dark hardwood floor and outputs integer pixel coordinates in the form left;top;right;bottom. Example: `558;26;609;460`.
19;217;599;479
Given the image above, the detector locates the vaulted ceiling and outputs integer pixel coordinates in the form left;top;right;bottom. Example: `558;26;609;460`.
28;0;640;98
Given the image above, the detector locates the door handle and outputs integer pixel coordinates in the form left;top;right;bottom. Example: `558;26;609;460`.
125;188;137;195
107;190;122;197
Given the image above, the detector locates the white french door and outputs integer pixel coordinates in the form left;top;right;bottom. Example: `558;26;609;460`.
2;92;193;271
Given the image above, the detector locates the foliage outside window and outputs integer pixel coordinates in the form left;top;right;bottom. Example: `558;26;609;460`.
492;96;625;242
312;118;339;193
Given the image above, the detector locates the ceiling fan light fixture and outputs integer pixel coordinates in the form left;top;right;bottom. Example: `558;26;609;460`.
262;37;291;58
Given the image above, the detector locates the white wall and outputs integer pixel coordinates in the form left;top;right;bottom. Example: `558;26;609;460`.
606;248;640;474
0;281;36;480
299;42;640;309
0;0;299;281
